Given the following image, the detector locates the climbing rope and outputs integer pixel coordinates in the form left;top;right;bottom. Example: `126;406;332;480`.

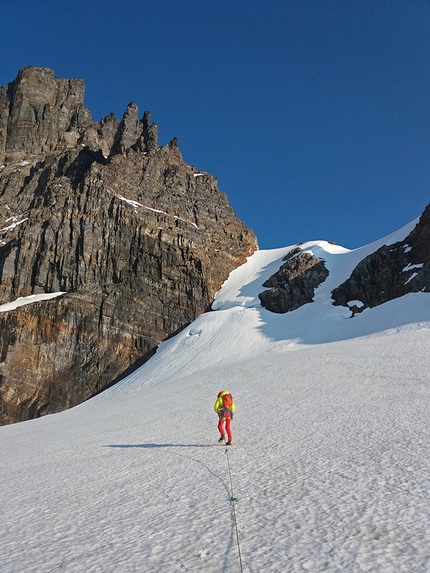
225;447;244;573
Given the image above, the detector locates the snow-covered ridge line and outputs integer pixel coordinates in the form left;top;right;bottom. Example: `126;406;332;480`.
0;292;66;313
402;263;424;272
116;194;167;215
1;207;30;232
0;216;28;233
115;193;199;229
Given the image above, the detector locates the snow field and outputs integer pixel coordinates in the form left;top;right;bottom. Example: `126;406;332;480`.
1;227;430;572
2;328;430;572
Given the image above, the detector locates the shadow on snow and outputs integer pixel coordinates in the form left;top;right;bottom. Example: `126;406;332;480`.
104;443;218;449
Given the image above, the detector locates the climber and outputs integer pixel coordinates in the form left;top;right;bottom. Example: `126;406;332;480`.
214;391;235;445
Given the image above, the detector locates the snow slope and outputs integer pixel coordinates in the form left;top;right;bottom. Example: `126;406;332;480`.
1;220;430;573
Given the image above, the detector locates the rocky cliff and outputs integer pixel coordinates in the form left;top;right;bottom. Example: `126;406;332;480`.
258;247;329;313
0;67;258;425
331;204;430;314
258;206;430;317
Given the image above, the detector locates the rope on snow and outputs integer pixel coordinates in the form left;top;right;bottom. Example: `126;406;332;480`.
225;446;244;573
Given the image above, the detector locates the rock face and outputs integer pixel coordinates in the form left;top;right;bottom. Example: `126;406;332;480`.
258;204;430;318
331;203;430;314
259;247;329;313
0;67;258;425
0;67;91;164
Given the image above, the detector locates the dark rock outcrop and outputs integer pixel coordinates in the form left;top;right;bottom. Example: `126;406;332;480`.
259;248;329;313
0;67;258;425
0;66;92;164
331;203;430;314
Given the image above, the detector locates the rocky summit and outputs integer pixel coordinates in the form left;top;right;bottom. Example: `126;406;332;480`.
258;206;430;316
0;67;258;425
332;204;430;314
258;247;329;313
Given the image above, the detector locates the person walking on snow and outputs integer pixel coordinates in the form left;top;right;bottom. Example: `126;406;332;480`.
214;391;235;445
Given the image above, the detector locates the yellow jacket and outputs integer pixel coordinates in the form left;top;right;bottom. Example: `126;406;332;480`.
214;391;235;413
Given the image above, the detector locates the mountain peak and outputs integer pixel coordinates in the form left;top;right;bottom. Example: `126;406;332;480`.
0;67;258;425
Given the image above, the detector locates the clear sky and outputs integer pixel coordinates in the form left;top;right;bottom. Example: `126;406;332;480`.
1;0;429;250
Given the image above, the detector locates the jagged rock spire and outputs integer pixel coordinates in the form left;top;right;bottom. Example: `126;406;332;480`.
0;67;258;425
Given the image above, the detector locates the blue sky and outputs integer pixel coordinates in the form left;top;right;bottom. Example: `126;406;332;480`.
1;0;429;250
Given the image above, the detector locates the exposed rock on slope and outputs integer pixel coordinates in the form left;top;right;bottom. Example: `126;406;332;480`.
258;203;430;318
259;247;329;313
0;67;258;425
331;203;430;314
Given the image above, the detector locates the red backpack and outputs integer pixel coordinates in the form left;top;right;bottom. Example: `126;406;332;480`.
222;393;233;411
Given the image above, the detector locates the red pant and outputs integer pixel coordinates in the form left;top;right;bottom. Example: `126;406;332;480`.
218;414;232;441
